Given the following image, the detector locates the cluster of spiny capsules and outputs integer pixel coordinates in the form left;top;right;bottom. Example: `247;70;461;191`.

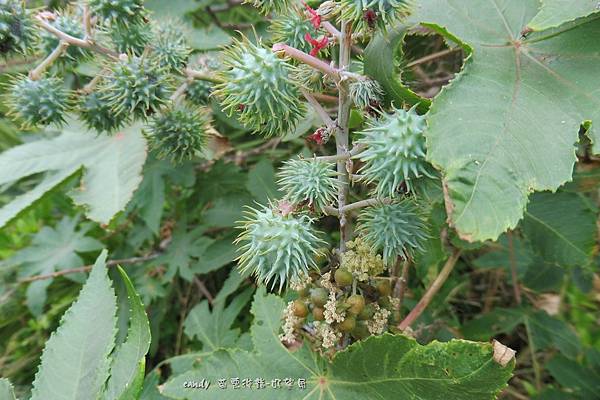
2;0;212;163
279;237;406;352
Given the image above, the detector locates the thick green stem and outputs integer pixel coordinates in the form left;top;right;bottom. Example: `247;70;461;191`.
336;21;353;252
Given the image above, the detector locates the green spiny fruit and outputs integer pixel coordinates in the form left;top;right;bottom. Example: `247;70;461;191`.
101;55;171;121
293;63;326;92
147;105;209;164
78;91;128;133
215;37;304;137
248;0;292;15
40;15;89;64
186;80;213;106
151;24;191;71
340;0;412;31
270;10;323;55
109;21;152;54
0;1;37;57
236;205;326;291
90;0;146;25
357;200;428;266
6;75;69;127
356;105;433;196
349;78;383;109
277;158;337;211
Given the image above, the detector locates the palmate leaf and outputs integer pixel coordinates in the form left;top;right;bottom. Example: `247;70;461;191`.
184;272;253;351
162;289;514;400
527;0;600;31
410;0;600;242
0;121;147;228
29;251;151;400
30;250;117;400
8;216;103;316
522;191;597;268
0;378;17;400
103;266;152;400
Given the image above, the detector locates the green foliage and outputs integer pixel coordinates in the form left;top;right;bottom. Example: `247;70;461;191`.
163;289;514;399
0;378;16;400
216;37;304;137
6;76;69;128
147;106;209;164
356;105;432;196
236;206;326;291
415;0;600;242
277;158;338;211
527;0;600;31
28;250;150;400
357;200;428;265
0;122;147;227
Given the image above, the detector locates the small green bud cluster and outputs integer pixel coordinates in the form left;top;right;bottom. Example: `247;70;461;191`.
340;0;413;32
280;243;404;351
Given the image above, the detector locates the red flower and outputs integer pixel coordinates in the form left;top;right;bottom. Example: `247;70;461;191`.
304;33;329;56
301;0;321;29
307;128;326;145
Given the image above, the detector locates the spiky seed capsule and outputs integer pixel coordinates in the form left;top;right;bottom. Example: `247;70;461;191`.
346;294;365;315
356;106;433;196
248;0;293;15
109;21;153;54
101;55;171;121
357;200;428;266
216;37;304;137
358;303;375;320
339;0;412;32
186;80;213;106
6;76;69;127
147;106;209;164
90;0;146;25
78;91;128;133
310;287;328;307
277;158;337;211
292;300;308;318
236;206;326;291
40;15;89;64
334;269;353;287
293;63;326;92
349;78;384;109
270;11;324;55
0;1;37;57
151;24;191;72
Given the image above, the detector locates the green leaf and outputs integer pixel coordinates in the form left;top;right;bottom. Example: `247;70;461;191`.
164;289;514;399
30;250;117;400
9;216;103;316
546;355;600;399
192;233;238;275
364;25;431;113
246;159;281;205
0;122;147;228
0;378;16;400
522;191;597;267
473;234;533;276
103;266;151;400
203;195;253;228
152;224;211;281
183;285;254;352
528;0;600;31
414;0;600;241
